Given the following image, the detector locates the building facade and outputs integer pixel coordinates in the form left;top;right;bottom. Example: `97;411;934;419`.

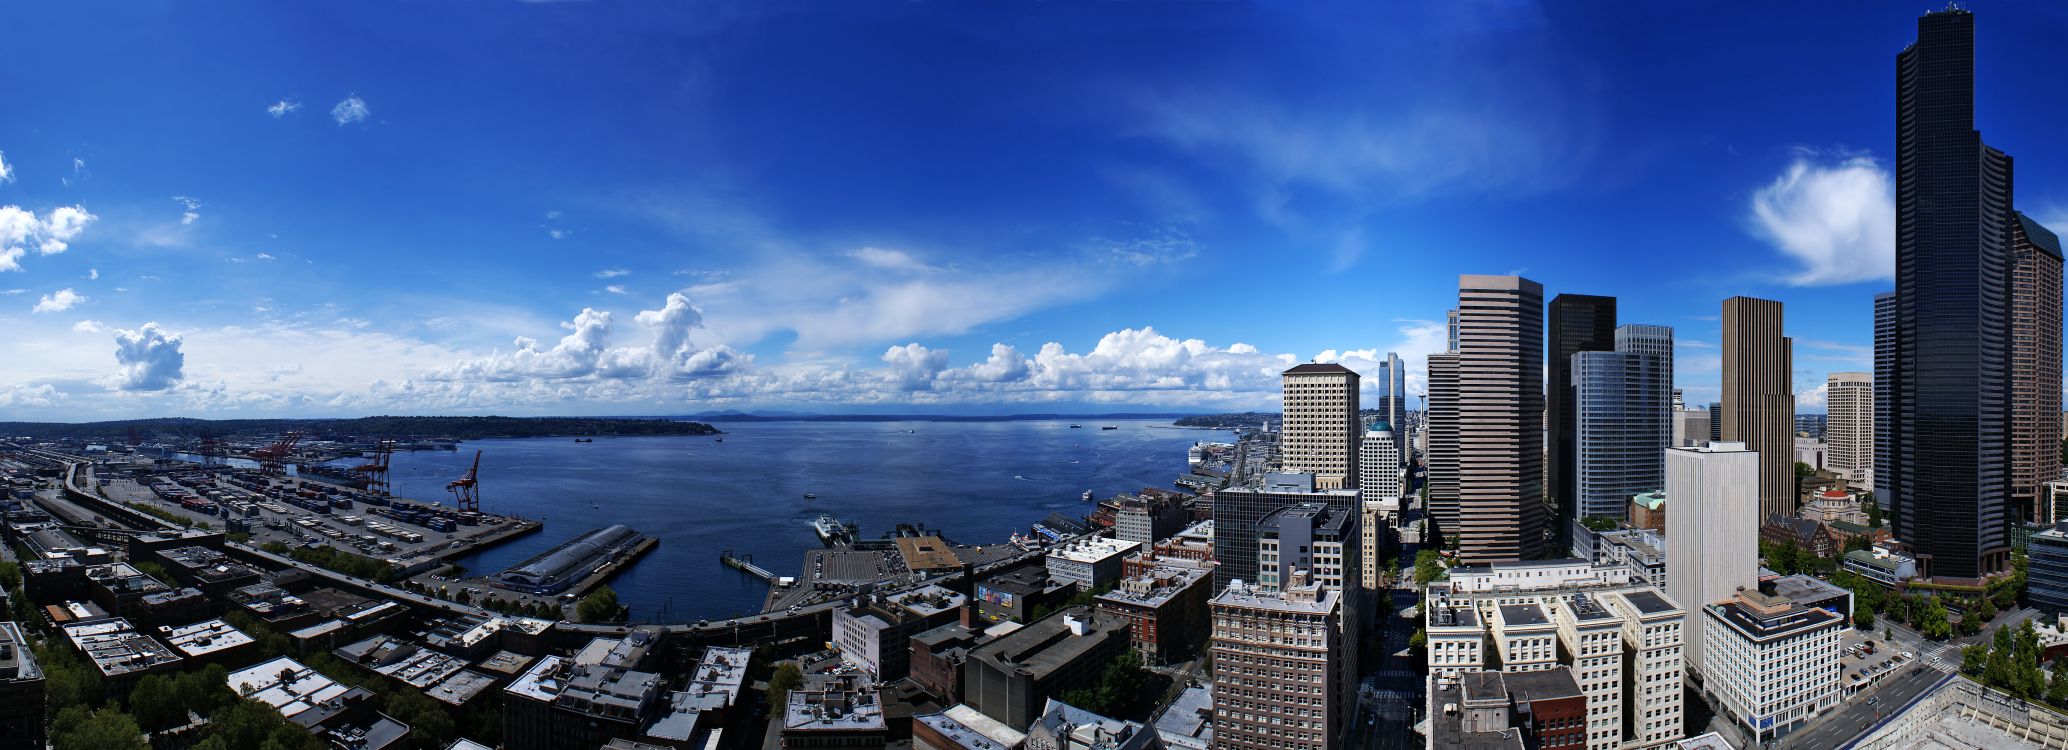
1720;296;1795;523
1357;424;1404;500
2029;523;2068;616
1665;441;1759;674
1456;275;1546;564
1549;294;1619;554
1208;480;1358;592
1424;351;1462;537
1886;7;2017;580
2011;213;2064;524
1374;351;1407;444
1209;579;1347;750
1254;502;1359;595
1700;588;1843;744
1825;373;1874;483
1570;324;1673;527
1279;364;1361;491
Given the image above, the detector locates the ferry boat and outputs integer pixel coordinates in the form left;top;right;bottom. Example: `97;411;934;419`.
1068;424;1082;429
811;514;856;546
1100;425;1118;430
803;493;817;499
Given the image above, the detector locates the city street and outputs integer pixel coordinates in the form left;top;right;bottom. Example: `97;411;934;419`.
1357;500;1425;750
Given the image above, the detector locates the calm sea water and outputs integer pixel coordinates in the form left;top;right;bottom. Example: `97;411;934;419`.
378;419;1211;621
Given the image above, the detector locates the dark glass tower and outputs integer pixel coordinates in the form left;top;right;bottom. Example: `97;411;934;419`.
1547;294;1616;551
1888;8;2016;579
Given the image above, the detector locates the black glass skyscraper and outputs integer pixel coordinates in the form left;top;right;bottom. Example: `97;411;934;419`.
1547;294;1615;551
1888;8;2016;579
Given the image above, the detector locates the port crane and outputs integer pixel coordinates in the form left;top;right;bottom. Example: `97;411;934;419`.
447;449;482;512
251;430;303;476
350;439;396;495
198;433;227;468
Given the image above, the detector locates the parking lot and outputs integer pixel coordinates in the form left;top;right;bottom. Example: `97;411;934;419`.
1841;629;1917;697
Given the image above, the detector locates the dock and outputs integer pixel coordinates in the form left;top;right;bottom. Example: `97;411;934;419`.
720;550;779;583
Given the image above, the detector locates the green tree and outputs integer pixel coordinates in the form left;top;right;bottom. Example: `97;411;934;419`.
576;586;623;623
0;560;21;591
1796;461;1817;478
1413;550;1447;586
768;662;804;708
2050;663;2068;707
1855;609;1876;630
1962;645;1987;677
128;674;186;731
52;707;145;750
1865;498;1884;529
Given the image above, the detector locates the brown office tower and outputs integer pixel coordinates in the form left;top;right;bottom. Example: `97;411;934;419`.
1280;363;1361;490
1721;296;1795;521
1456;275;1546;564
2011;213;2063;522
1425;351;1461;538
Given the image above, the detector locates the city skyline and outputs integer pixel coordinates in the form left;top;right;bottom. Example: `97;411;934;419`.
4;2;2068;419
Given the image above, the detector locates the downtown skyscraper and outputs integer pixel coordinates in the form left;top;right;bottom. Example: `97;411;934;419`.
1455;275;1546;564
1279;363;1361;490
1720;296;1793;522
1372;352;1407;439
1570;325;1673;535
1548;294;1617;553
2009;213;2062;523
1884;7;2016;579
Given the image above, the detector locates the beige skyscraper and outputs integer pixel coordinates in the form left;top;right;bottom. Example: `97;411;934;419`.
1280;363;1360;490
1456;275;1545;565
1721;296;1795;521
1826;373;1873;482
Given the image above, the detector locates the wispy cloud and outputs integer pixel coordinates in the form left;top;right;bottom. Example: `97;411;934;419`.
1747;149;1893;286
173;196;202;225
604;285;628;295
331;95;370;125
594;269;629;279
0;150;13;183
267;99;302;118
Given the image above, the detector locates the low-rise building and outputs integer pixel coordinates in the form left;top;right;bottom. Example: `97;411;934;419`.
1113;494;1189;548
155;545;264;599
1594;528;1667;591
974;567;1070;625
1427;669;1588;750
2030;522;2068;616
1628;491;1667;533
1046;538;1141;592
1700;585;1843;744
160;618;256;668
0;622;45;750
503;632;667;750
1842;548;1917;588
964;606;1130;731
909;624;982;704
1024;699;1159;750
913;705;1025;750
643;646;751;749
229;656;411;750
832;585;966;680
1094;560;1211;665
62;619;183;693
781;674;888;750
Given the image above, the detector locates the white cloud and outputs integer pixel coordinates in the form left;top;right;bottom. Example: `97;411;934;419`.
882;343;950;390
548;229;570;240
595;269;629;279
0;288;23;295
850;247;936;273
87;268;97;280
32;288;83;313
174;196;201;225
1748;150;1894;286
112;322;186;391
331;96;370;125
0;384;61;408
0;151;12;184
1796;382;1829;410
604;285;628;295
1;204;97;270
267;99;302;118
72;320;103;333
256;253;275;260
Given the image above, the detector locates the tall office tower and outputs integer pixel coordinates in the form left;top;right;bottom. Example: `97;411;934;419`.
1708;402;1722;442
1548;294;1618;554
1210;577;1348;750
1672;408;1711;448
1888;8;2016;579
2011;213;2063;523
1456;275;1546;564
1279;364;1361;490
1425;353;1461;538
1825;373;1874;482
1874;292;1895;512
1357;423;1403;499
1374;352;1407;442
1720;296;1794;521
1210;474;1360;592
1665;441;1759;676
1570;325;1673;533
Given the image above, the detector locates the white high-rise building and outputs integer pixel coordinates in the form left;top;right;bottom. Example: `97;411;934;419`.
1665;441;1759;675
1422;560;1684;750
1826;372;1873;482
1358;423;1404;499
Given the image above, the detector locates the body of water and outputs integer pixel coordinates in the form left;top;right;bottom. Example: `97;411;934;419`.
378;419;1214;621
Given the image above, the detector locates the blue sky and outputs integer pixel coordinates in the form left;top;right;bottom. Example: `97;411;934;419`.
2;1;2065;419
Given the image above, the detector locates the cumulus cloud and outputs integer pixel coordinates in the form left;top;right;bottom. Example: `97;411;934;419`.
1;204;97;270
0;384;61;408
267;99;301;118
112;322;186;391
1748;150;1894;286
1796;381;1829;410
882;343;950;390
32;288;83;313
331;96;370;125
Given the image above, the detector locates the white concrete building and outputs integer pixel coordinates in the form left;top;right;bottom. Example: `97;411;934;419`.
1826;372;1873;482
1701;588;1843;744
1358;424;1405;499
1423;561;1686;750
1666;441;1759;675
1045;538;1140;591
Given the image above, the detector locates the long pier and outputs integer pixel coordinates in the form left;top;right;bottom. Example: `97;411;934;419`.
720;550;779;583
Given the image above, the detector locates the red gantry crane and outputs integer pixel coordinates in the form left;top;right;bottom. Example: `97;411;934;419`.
351;439;396;495
251;430;303;476
448;449;482;513
198;433;227;468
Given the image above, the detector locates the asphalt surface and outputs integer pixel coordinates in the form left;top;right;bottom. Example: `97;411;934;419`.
1776;666;1948;749
1355;501;1425;750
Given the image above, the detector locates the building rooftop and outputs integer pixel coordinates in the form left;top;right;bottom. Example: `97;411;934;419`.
1563;593;1616;623
1048;537;1141;564
229;656;356;723
474;650;536;677
785;675;886;733
1283;363;1355;375
426;670;498;706
1630;490;1667;510
1500;667;1583;703
1496;603;1550;627
1212;580;1341;615
0;622;43;682
64;619;182;677
1095;565;1209;609
1255;501;1353;536
1708;591;1842;641
897;536;964;572
967;606;1128;680
1152;685;1213;750
1622;589;1680;616
161;618;254;658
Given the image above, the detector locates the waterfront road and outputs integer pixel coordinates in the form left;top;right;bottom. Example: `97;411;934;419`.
1777;665;1948;749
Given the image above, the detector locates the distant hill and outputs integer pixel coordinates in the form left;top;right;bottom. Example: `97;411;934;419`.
677;412;1196;423
0;416;719;441
1173;412;1280;429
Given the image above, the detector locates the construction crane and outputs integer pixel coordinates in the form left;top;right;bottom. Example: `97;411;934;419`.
448;449;482;513
350;439;396;495
251;430;303;476
198;433;227;468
